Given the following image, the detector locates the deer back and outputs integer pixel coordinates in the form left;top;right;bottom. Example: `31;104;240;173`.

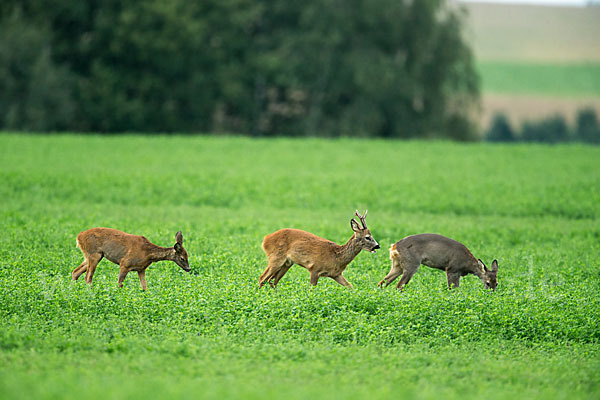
77;228;151;263
394;233;479;272
262;228;342;265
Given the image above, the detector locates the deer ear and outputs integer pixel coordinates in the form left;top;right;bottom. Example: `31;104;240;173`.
350;218;361;232
478;259;489;272
175;231;183;245
491;259;498;272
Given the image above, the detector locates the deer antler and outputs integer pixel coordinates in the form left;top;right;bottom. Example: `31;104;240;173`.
354;210;368;229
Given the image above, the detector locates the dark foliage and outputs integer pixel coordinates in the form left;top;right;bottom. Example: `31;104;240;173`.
0;0;479;138
521;115;570;143
485;113;515;142
575;108;600;143
0;11;75;131
484;110;600;144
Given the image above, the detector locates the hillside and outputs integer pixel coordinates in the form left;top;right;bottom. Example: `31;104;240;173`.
461;2;600;62
459;1;600;129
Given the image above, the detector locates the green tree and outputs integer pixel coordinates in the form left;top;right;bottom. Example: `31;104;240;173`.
486;113;515;142
521;115;570;143
1;0;480;138
0;10;75;131
575;108;599;144
250;0;479;138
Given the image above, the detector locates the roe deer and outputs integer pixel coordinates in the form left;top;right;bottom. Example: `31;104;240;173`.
378;233;498;291
73;228;190;290
259;210;380;289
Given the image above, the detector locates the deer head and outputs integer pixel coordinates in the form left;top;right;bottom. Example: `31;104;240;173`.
173;231;190;272
478;259;498;290
350;210;380;253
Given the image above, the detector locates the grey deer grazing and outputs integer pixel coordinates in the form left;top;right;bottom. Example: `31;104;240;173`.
259;211;380;289
378;233;498;291
73;228;190;290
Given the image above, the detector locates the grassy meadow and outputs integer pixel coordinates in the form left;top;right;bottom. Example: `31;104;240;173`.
0;134;599;399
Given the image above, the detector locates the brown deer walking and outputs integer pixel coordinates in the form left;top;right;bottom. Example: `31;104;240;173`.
378;233;498;291
259;211;380;289
73;228;190;290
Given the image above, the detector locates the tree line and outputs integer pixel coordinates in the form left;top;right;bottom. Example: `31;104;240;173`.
0;0;480;139
486;108;600;144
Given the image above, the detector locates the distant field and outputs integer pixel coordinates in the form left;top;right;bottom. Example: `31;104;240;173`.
462;2;600;62
462;2;600;127
1;134;599;400
475;61;600;127
477;62;600;97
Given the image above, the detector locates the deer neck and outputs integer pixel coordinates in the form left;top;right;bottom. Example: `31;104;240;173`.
336;235;363;266
147;244;175;263
470;260;487;285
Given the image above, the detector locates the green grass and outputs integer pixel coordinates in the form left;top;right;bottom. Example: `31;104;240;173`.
477;62;600;97
1;134;599;399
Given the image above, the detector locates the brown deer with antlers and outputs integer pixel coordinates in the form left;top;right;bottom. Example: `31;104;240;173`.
259;211;380;289
72;228;190;290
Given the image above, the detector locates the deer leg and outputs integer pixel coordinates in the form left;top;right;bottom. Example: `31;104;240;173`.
332;274;353;289
309;270;320;286
396;264;419;291
259;257;285;288
117;266;129;288
378;261;403;288
259;266;279;288
446;272;461;289
72;260;88;281
271;260;293;288
84;254;103;285
270;265;291;288
138;270;147;291
259;266;275;288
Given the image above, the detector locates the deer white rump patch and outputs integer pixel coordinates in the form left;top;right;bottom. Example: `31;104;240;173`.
389;243;400;260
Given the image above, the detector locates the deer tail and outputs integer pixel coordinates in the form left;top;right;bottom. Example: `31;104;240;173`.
389;243;399;260
261;238;268;253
